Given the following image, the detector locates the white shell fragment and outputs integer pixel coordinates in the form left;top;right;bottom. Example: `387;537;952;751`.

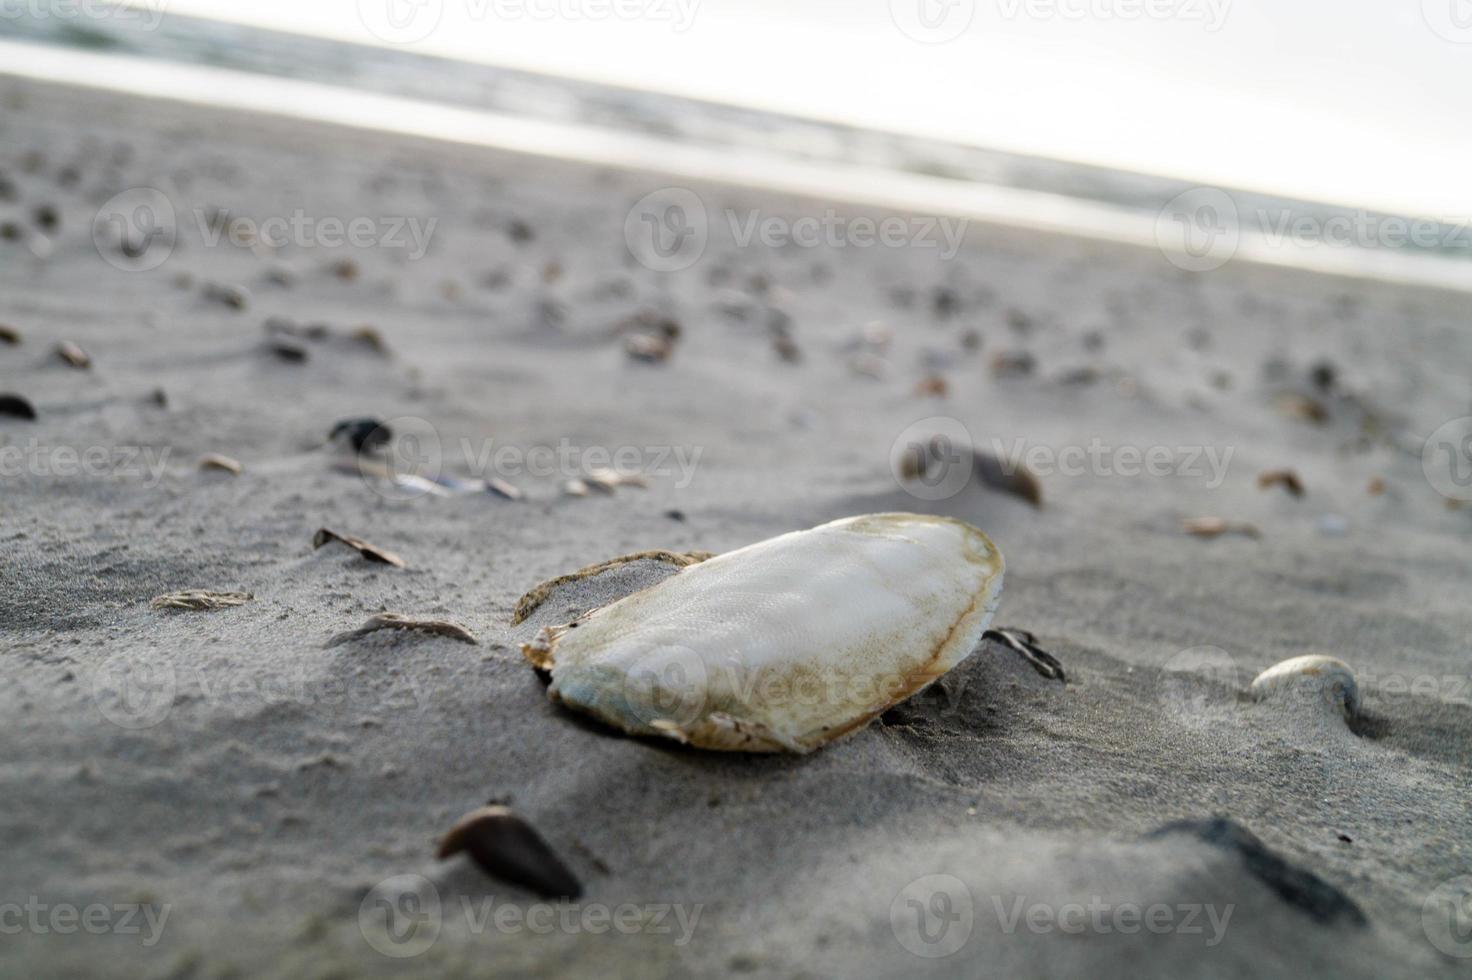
520;513;1004;753
1249;655;1360;719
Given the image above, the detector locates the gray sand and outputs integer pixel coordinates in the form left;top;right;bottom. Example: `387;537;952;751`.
2;77;1470;978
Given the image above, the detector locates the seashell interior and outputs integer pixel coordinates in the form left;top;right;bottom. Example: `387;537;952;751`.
520;513;1004;753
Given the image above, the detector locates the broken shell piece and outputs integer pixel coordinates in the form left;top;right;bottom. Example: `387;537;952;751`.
348;326;389;355
983;628;1065;682
1250;655;1360;719
625;333;673;363
1257;469;1305;497
512;549;715;625
0;394;37;420
56;341;90;369
267;340;308;363
150;590;253;611
486;477;523;501
584;467;648;494
519;514;1004;753
915;375;948;398
329;418;391;455
0;324;20;345
312;528;405;568
1183;517;1261;539
199;453;243;476
974;451;1042;508
437;805;581;899
563;478;590;498
203;281;250;310
989;350;1036;377
326;613;476;647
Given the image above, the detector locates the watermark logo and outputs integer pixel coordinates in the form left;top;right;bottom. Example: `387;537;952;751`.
358;875;704;957
90;652;177;730
890;0;975;43
1156;187;1240;272
1422;416;1472;502
1159;646;1240;724
624;188;708;272
93;187;176;272
358;0;444;43
0;441;172;486
0;0;168;31
0;898;170;946
891;874;974;957
358;415;445;501
890;416;976;501
992;894;1233;943
994;0;1232;31
621;645;708;730
726;209;967;259
1423;875;1472;958
93;189;437;271
360;874;442;958
992;437;1234;488
1422;0;1472;43
353;417;705;500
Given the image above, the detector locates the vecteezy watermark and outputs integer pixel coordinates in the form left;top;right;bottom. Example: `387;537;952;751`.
891;874;974;958
889;0;976;43
890;416;976;502
92;187;438;272
0;441;172;487
1422;0;1472;44
1421;416;1472;502
358;415;704;501
994;0;1231;31
1159;646;1241;725
88;654;431;730
356;0;698;44
889;875;1234;957
0;0;168;30
0;898;171;946
1156;186;1472;273
623;188;968;272
991;894;1234;945
990;437;1234;488
1155;187;1241;272
358;875;703;958
1422;875;1472;958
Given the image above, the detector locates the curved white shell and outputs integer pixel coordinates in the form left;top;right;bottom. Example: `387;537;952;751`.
1249;655;1360;718
522;513;1004;752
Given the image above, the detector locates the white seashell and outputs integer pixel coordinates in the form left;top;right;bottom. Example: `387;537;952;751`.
1249;655;1360;718
520;513;1004;753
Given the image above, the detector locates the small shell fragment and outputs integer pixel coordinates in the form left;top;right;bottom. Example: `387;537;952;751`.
437;805;581;899
312;528;405;568
150;590;254;611
1183;517;1261;539
328;418;391;455
0;324;22;345
519;513;1004;753
0;394;37;420
1249;655;1360;718
56;341;91;369
974;451;1042;507
199;453;243;476
625;332;674;363
326;613;476;647
1257;469;1305;497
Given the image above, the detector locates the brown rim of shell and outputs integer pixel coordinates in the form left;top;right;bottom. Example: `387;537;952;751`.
510;550;714;626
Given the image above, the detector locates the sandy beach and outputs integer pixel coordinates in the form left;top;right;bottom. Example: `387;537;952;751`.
2;74;1471;978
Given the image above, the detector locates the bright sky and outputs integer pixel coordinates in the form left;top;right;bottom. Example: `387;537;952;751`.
162;0;1471;219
